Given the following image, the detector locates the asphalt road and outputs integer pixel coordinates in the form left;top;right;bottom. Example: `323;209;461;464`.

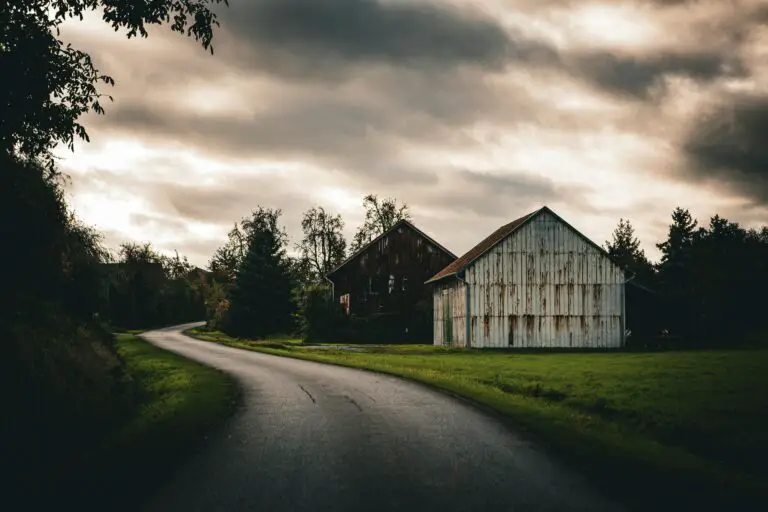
140;324;623;512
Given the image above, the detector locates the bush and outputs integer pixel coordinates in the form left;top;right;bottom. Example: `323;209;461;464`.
298;284;337;342
334;312;420;344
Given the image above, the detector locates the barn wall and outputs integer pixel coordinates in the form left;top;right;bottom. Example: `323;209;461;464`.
465;211;625;348
331;223;455;320
432;280;466;347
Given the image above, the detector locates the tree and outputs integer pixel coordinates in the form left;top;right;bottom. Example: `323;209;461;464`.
656;207;699;268
655;207;701;339
163;250;194;281
1;0;228;163
605;218;655;285
208;222;248;283
225;207;295;338
297;206;346;283
350;194;411;253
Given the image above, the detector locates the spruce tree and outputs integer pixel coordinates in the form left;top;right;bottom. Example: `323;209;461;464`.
225;207;295;339
605;218;655;285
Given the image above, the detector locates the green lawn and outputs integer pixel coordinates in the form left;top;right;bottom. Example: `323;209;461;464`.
55;333;240;510
185;327;768;511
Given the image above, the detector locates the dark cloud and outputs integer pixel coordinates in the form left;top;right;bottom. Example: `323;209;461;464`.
216;0;535;73
683;93;768;205
570;50;745;100
418;169;597;219
88;97;441;186
213;1;746;100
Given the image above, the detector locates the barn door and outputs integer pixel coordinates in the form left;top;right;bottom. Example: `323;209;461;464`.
442;291;453;346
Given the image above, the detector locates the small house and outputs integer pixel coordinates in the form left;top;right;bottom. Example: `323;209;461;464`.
426;206;630;348
327;219;456;341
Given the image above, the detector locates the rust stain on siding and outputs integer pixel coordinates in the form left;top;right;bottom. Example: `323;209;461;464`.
484;314;490;337
567;284;574;313
508;315;515;346
526;253;536;281
525;314;535;339
593;284;602;315
554;284;562;312
555;314;567;332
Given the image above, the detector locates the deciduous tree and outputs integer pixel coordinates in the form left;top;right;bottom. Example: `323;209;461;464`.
350;194;410;253
297;206;346;283
1;0;228;163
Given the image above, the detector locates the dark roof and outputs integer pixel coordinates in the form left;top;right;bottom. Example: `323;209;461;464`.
426;206;625;284
327;219;457;278
426;209;538;283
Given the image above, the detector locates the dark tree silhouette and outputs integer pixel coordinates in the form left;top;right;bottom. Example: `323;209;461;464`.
605;218;656;286
1;0;228;163
297;206;347;283
350;194;410;252
225;207;295;339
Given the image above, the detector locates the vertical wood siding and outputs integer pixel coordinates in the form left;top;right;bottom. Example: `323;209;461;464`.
464;211;625;348
432;280;466;346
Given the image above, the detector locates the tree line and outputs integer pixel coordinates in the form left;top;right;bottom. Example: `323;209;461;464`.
605;208;767;347
206;195;411;340
207;197;767;348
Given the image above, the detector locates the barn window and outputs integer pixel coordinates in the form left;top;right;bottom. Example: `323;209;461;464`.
402;276;408;292
339;294;350;315
388;274;395;294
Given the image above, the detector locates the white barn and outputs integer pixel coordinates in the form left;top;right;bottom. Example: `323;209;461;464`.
426;206;628;349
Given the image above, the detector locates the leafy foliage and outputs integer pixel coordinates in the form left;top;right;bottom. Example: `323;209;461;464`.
297;206;347;283
350;194;411;253
103;242;206;330
297;283;338;343
0;0;228;162
208;222;248;284
224;207;296;338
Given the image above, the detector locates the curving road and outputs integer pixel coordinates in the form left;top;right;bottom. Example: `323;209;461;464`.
140;324;623;512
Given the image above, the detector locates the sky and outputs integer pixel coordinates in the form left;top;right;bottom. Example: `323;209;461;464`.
56;0;768;268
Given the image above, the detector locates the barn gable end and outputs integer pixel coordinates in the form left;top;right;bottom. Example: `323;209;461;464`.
431;207;626;349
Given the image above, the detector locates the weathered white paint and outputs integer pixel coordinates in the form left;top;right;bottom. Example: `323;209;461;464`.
433;280;466;347
432;210;625;348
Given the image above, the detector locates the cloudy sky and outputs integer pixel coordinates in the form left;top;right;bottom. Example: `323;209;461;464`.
56;0;767;267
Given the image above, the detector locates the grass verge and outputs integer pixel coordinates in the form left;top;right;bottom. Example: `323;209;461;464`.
51;333;240;511
185;326;767;512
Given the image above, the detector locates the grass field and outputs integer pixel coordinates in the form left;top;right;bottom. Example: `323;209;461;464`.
185;326;768;511
55;333;240;510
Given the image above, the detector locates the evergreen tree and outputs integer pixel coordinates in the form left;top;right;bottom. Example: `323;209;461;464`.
656;207;699;268
225;207;295;339
605;218;655;285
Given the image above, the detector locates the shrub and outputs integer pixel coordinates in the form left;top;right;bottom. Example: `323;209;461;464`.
298;284;337;342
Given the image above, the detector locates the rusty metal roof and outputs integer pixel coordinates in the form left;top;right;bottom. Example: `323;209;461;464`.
425;208;539;284
326;219;457;278
426;205;629;284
